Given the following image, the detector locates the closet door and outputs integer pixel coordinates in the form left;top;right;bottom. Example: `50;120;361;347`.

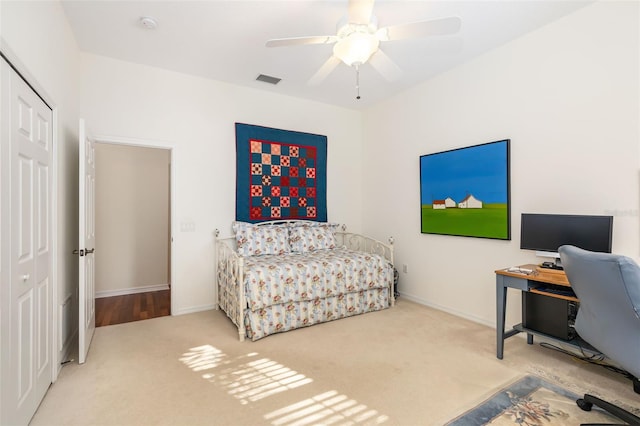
0;57;53;425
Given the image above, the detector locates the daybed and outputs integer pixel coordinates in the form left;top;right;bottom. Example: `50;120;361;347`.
214;220;394;341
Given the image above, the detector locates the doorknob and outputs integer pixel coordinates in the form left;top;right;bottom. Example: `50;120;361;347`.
73;248;94;256
21;274;30;282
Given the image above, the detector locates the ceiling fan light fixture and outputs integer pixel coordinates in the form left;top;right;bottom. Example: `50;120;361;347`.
333;32;379;66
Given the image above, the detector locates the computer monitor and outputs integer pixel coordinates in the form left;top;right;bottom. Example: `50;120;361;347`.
520;213;613;267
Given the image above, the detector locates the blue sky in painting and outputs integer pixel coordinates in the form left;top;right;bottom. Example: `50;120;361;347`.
420;140;509;205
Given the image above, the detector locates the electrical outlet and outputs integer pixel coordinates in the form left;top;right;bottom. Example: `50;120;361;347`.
402;264;408;273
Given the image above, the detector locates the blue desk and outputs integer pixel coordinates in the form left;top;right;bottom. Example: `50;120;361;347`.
495;265;577;359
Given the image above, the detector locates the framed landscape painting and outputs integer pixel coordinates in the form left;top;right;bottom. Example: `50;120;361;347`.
419;139;510;240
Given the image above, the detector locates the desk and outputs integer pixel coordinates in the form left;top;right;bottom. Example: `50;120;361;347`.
496;264;579;359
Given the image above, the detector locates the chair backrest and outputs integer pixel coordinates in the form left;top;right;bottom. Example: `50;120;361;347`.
558;245;640;378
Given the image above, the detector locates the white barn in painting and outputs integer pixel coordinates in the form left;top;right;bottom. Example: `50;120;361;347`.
433;197;456;209
458;194;483;208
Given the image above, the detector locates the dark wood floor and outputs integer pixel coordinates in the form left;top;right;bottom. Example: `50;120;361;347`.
95;289;171;327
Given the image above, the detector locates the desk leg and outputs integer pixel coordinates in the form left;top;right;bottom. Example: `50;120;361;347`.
496;276;507;359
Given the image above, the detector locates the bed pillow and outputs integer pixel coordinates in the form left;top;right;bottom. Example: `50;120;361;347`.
232;222;290;257
288;222;339;253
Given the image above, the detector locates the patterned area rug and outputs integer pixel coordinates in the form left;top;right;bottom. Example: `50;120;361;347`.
446;375;621;425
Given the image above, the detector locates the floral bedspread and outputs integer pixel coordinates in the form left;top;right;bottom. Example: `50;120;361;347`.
243;247;392;311
241;247;393;340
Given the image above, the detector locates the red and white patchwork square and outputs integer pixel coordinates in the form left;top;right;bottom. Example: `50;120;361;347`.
307;207;316;218
250;207;261;219
250;140;262;153
290;146;299;157
261;175;271;186
299;197;307;207
306;168;316;178
271;165;281;176
251;163;262;175
280;196;290;207
262;197;271;206
271;144;281;155
290;167;299;177
281;156;290;167
261;153;271;164
306;187;316;197
271;186;281;197
290;187;299;197
251;185;262;196
271;207;281;218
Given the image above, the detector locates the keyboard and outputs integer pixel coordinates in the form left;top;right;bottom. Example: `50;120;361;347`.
534;284;576;298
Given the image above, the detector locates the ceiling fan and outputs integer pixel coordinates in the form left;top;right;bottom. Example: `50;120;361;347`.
266;0;461;97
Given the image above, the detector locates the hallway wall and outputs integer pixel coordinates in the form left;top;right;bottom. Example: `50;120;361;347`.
95;143;170;296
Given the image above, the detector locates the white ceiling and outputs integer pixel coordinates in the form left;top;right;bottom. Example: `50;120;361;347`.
61;0;593;110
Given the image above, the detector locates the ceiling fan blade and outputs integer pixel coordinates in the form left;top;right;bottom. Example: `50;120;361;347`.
308;56;341;86
368;49;402;82
266;35;338;48
377;16;462;41
348;0;375;24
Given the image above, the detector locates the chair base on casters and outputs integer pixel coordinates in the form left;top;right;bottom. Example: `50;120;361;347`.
576;394;640;425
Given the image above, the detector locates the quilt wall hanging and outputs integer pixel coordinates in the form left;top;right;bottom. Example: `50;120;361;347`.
235;123;328;223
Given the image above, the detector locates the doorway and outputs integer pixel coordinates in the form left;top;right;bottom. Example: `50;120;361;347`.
93;142;173;326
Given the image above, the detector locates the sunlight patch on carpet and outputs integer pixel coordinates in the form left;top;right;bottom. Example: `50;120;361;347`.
179;345;227;371
180;345;312;404
264;390;389;426
179;345;388;425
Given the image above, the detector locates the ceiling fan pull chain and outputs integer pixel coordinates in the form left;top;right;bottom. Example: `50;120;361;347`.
355;64;361;100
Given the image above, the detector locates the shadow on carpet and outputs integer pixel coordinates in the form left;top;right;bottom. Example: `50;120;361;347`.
445;375;622;425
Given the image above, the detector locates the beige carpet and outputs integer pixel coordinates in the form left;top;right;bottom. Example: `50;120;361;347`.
31;299;639;426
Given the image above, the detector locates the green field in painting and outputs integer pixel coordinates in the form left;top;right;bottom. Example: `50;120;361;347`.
421;204;509;239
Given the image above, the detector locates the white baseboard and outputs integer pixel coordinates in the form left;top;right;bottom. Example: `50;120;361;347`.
399;292;494;328
172;303;215;316
96;283;170;299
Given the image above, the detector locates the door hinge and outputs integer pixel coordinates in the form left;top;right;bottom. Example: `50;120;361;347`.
73;249;85;256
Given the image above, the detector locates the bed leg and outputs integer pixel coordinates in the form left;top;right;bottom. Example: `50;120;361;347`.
238;328;245;342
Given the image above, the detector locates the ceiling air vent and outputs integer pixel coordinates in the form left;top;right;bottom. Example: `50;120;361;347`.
256;74;281;85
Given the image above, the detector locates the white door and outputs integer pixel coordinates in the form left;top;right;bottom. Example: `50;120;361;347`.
0;57;53;425
78;119;96;364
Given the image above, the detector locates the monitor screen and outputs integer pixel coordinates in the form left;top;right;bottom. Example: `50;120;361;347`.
520;213;613;255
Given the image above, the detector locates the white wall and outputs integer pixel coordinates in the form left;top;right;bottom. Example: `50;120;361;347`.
95;143;170;296
0;0;80;369
362;1;640;327
79;53;364;314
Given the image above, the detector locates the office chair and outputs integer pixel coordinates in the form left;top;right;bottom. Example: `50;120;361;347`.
558;245;640;425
